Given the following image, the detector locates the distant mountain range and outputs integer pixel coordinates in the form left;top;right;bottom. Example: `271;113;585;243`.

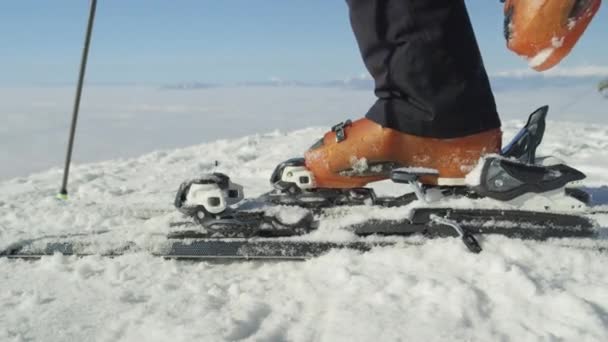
490;75;605;92
161;75;606;92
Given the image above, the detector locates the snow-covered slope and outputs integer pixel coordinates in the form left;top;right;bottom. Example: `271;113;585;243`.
1;120;608;341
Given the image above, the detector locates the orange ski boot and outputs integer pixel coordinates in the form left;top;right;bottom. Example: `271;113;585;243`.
303;119;502;189
504;0;601;71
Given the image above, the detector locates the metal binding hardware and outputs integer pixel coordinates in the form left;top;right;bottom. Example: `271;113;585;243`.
430;214;482;253
331;120;352;143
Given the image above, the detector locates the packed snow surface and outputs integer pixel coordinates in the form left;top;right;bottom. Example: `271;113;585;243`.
2;119;608;340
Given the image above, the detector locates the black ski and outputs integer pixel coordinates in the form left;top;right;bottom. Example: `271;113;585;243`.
163;240;388;260
4;233;606;261
3;208;603;260
168;208;596;240
0;240;385;261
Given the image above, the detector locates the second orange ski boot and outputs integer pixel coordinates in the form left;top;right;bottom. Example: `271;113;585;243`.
303;119;502;189
504;0;601;71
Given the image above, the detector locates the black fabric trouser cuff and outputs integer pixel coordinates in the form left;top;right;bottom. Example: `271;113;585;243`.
347;0;501;138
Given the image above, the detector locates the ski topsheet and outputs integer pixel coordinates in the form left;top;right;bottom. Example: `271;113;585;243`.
2;208;605;260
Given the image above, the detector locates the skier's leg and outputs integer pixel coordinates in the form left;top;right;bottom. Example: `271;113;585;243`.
303;0;502;188
347;0;500;138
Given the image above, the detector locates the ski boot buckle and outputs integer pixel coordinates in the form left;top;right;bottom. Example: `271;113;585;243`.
331;120;352;142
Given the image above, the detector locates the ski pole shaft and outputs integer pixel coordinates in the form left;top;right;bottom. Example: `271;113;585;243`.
59;0;97;200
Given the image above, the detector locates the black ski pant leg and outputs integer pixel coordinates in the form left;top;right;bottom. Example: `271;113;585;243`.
346;0;501;138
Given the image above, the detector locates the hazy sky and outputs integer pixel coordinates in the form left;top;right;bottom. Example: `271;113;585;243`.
1;1;606;85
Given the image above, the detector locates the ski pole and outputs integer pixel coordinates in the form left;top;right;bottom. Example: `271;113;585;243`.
58;0;97;200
